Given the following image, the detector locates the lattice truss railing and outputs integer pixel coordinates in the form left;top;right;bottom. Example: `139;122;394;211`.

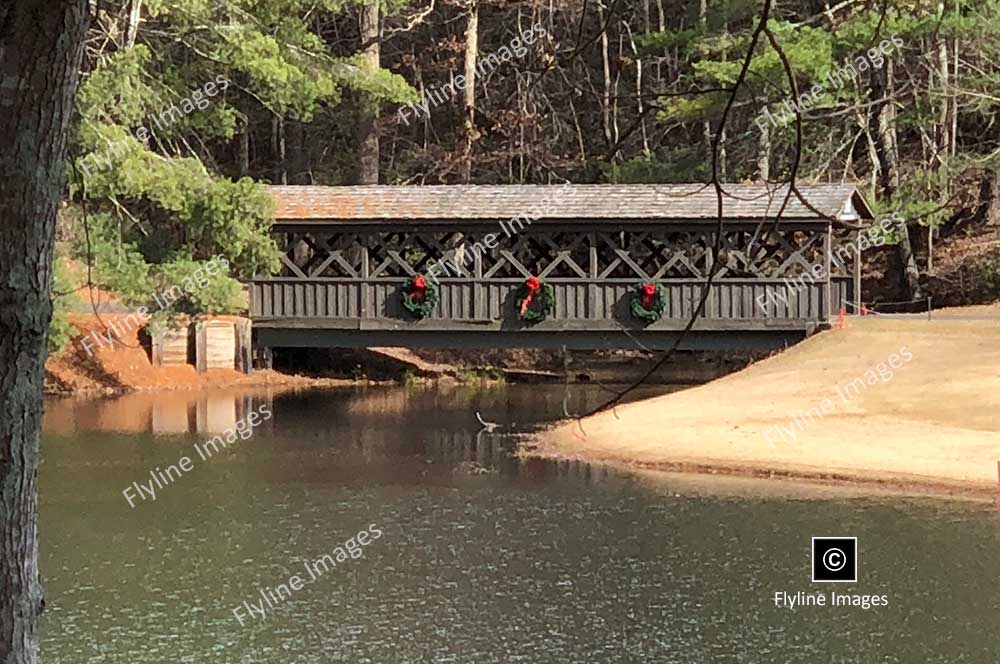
830;228;859;278
714;228;828;278
274;226;847;280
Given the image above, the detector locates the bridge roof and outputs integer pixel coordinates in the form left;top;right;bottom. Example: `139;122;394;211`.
268;183;873;223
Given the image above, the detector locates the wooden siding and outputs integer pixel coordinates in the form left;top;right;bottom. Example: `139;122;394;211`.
251;278;840;328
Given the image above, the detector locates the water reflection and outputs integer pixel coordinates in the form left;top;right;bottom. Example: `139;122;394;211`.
425;430;617;485
42;385;626;491
45;390;266;436
38;385;1000;664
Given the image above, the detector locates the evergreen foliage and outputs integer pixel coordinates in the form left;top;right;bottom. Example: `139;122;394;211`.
64;0;418;331
57;0;1000;327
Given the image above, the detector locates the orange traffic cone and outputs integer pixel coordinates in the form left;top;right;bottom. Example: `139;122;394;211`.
837;307;846;329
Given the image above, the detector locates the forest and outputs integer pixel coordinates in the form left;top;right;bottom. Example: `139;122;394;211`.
59;0;1000;351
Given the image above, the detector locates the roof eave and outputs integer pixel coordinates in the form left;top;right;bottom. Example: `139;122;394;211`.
272;215;833;225
847;189;876;221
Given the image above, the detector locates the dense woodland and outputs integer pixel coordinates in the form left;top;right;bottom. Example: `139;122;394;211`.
61;0;1000;344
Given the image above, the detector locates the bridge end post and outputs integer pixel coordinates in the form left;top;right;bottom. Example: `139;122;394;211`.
823;221;833;321
253;345;273;371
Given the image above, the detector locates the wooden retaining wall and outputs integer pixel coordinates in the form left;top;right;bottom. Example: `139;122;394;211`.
150;317;253;373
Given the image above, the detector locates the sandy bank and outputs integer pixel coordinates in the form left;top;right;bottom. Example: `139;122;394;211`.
534;309;1000;495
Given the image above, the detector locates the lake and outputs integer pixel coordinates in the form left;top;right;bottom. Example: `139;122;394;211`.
39;385;1000;663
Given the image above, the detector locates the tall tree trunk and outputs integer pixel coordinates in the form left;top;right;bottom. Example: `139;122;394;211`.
286;121;309;184
125;0;142;47
461;2;478;183
271;115;287;184
358;0;380;184
238;116;250;177
0;3;89;663
611;33;621;147
930;23;951;274
654;0;665;83
625;25;650;156
951;36;958;161
598;1;612;148
749;1;769;180
895;220;923;300
869;54;922;300
937;3;950;168
700;0;712;163
717;18;729;179
758;123;770;180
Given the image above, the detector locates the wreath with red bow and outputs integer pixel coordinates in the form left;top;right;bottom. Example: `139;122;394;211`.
401;275;439;318
515;276;555;322
630;282;667;321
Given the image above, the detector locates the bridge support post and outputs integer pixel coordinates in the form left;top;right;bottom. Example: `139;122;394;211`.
823;222;832;321
254;345;274;371
474;242;485;319
853;228;862;314
588;231;598;318
236;318;253;374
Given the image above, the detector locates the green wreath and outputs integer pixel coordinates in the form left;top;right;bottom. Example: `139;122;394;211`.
401;275;438;319
515;277;555;323
630;282;668;321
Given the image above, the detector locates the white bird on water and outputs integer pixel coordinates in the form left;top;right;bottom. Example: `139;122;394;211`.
475;411;500;432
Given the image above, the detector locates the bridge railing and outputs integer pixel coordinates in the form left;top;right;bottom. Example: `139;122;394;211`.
250;277;850;328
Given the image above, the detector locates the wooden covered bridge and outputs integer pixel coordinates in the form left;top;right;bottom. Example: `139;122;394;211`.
250;184;872;353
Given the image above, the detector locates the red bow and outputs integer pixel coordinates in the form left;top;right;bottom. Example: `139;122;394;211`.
410;275;427;303
521;277;541;316
641;283;657;310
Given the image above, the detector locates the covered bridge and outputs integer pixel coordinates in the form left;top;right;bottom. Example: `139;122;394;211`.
250;183;872;353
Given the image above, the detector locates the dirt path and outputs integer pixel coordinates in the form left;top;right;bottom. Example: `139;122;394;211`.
534;309;1000;495
366;347;459;376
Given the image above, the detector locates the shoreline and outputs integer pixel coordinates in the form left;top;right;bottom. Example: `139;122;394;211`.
534;313;1000;499
524;441;1000;500
45;312;418;397
42;372;369;398
45;312;755;397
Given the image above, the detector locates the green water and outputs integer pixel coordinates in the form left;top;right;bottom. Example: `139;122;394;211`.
38;385;1000;663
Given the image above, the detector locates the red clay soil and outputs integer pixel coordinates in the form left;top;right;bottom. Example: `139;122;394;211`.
44;313;351;394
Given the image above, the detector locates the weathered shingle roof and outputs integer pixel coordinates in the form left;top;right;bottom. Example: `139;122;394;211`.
268;183;873;223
